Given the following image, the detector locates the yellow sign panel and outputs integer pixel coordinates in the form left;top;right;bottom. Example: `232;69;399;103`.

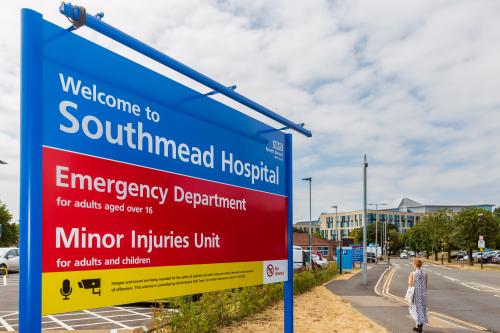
43;261;262;315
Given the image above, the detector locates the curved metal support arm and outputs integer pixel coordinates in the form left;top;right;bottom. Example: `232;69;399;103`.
59;2;312;137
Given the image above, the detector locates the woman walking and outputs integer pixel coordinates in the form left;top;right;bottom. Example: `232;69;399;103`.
408;258;428;332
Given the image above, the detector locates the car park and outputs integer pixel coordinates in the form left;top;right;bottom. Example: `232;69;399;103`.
0;247;20;274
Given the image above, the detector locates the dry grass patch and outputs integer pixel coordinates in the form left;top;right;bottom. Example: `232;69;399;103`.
219;285;386;333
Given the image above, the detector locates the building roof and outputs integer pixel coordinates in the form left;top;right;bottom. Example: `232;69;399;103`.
294;220;320;226
397;198;422;211
293;232;336;246
392;198;494;212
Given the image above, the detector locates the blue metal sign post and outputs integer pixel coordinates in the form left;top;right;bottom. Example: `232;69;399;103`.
20;3;310;332
19;9;43;333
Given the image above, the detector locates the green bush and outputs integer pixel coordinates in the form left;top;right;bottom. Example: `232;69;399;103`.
150;264;337;333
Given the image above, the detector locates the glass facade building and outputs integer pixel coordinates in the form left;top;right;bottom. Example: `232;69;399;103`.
318;198;494;241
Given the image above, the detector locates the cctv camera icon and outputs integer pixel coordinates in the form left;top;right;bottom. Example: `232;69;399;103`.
78;278;101;296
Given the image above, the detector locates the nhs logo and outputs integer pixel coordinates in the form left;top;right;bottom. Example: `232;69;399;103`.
272;140;284;152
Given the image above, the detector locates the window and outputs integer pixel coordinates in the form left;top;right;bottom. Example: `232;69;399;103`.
5;250;18;259
317;246;329;256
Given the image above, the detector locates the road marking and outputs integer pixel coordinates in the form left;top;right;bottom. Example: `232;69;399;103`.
83;310;130;329
374;267;391;296
460;283;481;291
465;282;500;293
47;315;75;330
0;317;14;331
114;306;152;318
382;266;489;331
430;311;490;331
445;276;459;282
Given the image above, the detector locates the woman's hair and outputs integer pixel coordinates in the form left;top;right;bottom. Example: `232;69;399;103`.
414;258;423;268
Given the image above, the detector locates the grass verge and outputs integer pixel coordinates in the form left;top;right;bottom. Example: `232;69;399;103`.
149;264;337;333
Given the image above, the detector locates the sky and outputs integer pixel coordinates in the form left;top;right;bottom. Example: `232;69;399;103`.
0;0;499;223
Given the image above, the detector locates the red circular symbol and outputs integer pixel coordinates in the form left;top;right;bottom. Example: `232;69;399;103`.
266;264;275;277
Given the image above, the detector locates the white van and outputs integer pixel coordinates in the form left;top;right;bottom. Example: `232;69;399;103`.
293;246;305;270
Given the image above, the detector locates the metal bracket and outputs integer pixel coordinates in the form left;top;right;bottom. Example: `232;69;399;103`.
258;123;305;135
205;85;237;96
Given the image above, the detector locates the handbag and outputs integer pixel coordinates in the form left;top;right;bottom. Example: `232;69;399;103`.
405;286;415;304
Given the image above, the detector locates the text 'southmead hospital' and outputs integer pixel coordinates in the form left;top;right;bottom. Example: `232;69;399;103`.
58;73;280;186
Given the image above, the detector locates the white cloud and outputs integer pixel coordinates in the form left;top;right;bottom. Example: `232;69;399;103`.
0;0;499;223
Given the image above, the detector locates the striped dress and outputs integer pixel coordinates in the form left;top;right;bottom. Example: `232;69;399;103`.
409;269;428;325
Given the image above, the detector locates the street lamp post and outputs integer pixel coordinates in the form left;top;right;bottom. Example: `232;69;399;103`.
478;213;484;270
331;205;338;241
362;155;368;285
332;205;340;274
302;177;312;269
369;203;386;263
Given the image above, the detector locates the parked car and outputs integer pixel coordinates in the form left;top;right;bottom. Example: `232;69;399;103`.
400;252;409;259
492;253;500;264
417;251;427;257
491;254;500;264
408;251;416;257
367;252;376;263
0;248;20;274
311;253;329;268
451;251;467;260
479;251;499;263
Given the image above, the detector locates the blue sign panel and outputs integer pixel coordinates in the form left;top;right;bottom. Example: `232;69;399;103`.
20;7;300;332
352;244;363;263
336;247;353;271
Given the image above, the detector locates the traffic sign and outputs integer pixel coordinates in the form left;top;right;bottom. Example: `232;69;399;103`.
479;235;484;241
478;240;485;249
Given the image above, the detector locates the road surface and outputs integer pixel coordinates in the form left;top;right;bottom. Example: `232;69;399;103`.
389;259;500;332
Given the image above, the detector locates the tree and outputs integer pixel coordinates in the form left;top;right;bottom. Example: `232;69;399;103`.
312;231;324;239
350;228;362;243
387;229;401;254
350;223;398;246
407;218;433;259
452;208;499;266
424;210;455;262
492;206;500;248
0;201;19;246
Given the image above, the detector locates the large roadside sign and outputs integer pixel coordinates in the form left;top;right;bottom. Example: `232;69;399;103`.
21;9;289;316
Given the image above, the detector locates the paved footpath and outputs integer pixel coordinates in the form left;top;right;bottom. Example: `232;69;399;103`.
326;264;491;333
